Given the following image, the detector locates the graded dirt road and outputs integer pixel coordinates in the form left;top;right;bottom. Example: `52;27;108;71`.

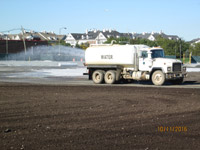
0;84;200;150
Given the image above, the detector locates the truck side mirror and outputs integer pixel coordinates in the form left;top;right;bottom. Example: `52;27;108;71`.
147;52;152;59
141;51;148;58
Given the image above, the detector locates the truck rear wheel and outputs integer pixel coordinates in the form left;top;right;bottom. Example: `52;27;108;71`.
104;70;116;84
92;70;104;84
152;70;165;86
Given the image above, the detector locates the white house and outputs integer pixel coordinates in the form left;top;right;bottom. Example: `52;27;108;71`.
65;29;130;46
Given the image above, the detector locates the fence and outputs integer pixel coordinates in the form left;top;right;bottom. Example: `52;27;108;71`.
0;40;48;54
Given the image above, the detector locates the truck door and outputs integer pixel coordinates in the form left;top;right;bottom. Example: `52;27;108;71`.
139;51;152;71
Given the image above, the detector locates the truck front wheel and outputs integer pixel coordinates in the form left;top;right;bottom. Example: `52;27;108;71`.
105;70;116;84
92;70;104;84
152;70;165;86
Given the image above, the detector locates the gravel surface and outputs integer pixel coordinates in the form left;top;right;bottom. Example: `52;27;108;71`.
0;84;200;150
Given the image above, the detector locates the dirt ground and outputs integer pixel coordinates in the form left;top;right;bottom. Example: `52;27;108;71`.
184;71;199;80
0;72;200;150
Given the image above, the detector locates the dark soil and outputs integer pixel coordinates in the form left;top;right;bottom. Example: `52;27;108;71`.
0;84;200;150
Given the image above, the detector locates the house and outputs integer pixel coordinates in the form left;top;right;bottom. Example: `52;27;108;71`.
0;30;66;42
0;33;8;40
94;29;129;44
37;31;59;41
65;29;108;46
65;33;85;46
132;31;180;41
1;28;180;46
190;38;200;44
65;29;130;46
65;29;180;46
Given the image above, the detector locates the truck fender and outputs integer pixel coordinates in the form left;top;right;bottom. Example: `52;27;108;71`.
150;68;164;77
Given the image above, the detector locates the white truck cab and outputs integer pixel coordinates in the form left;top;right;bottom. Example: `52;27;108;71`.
84;44;187;85
137;47;186;85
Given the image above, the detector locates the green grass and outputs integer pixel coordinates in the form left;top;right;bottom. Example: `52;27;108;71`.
178;57;190;63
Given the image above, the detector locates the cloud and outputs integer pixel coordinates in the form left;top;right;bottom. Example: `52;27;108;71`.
104;9;110;12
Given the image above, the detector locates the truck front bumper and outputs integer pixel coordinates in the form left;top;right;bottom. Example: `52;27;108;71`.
166;73;187;79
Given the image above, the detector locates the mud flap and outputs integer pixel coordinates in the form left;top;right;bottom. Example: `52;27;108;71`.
116;68;122;81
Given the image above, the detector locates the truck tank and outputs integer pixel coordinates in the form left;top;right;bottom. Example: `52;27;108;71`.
85;44;149;68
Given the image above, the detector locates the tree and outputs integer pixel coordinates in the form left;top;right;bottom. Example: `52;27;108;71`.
104;36;130;44
156;37;189;56
130;38;157;47
190;43;200;56
55;40;71;47
75;42;89;50
156;37;177;55
104;36;190;56
75;43;81;49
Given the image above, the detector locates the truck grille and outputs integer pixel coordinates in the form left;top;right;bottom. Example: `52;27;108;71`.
173;63;181;72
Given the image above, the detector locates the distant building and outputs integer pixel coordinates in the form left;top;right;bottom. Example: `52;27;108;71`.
65;29;127;46
65;29;180;46
190;38;200;44
132;31;180;41
0;30;65;42
0;29;180;46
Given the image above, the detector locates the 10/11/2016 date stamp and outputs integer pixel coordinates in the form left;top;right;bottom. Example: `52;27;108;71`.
158;126;187;132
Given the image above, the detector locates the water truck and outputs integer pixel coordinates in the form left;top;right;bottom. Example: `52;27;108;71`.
84;44;187;85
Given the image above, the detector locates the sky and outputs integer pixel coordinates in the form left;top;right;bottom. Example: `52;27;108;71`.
0;0;200;41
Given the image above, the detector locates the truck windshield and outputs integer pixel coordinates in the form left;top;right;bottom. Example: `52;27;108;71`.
151;49;164;58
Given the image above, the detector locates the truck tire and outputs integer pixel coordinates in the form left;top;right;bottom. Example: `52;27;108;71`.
92;70;104;84
104;70;116;84
152;70;165;86
170;78;183;85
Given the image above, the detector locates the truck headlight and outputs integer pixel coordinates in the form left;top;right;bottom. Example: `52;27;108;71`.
183;67;186;72
167;67;171;72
